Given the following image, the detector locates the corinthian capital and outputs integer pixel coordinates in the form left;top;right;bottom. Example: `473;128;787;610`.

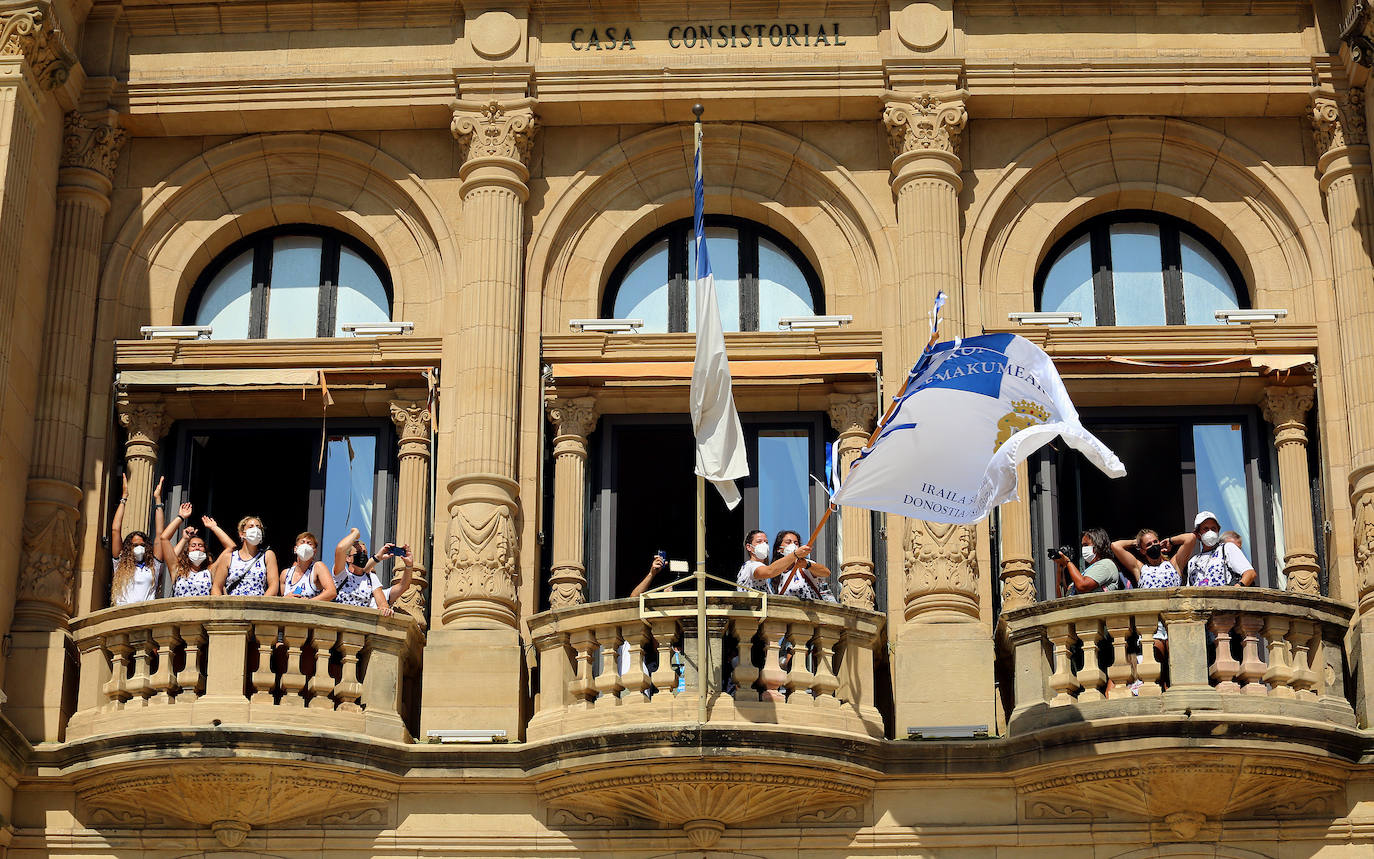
1342;0;1374;67
0;1;75;90
883;91;968;160
827;393;877;436
1311;87;1367;156
62;111;127;179
545;395;598;440
117;401;169;445
451;99;538;167
1260;385;1315;428
389;400;432;443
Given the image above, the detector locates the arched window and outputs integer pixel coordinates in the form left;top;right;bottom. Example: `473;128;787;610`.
603;216;822;333
1036;212;1245;326
185;226;392;339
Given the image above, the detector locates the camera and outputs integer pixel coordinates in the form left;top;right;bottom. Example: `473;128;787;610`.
1047;545;1074;561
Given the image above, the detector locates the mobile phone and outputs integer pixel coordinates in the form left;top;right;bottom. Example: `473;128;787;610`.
393;545;409;557
656;550;668;563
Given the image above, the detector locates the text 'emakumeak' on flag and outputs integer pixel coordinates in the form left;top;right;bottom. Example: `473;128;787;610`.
687;111;749;509
831;327;1125;525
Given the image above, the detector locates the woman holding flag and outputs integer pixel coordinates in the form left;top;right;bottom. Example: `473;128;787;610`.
770;530;836;601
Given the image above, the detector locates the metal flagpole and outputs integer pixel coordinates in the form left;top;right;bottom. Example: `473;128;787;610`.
693;104;708;727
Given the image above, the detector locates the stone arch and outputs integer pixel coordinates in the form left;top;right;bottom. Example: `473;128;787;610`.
97;132;454;338
964;117;1330;328
528;122;896;331
1111;846;1275;859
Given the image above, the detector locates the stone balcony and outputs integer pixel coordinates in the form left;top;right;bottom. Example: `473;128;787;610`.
1001;587;1356;735
67;597;424;743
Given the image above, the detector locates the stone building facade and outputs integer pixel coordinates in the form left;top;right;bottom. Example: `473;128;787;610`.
0;0;1371;855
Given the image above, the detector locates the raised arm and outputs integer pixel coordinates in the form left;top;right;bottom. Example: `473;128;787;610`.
1053;549;1101;593
110;473;129;559
201;514;235;551
209;551;229;596
630;554;664;598
1167;531;1199;566
151;478;167;562
1111;539;1143;576
334;527;361;576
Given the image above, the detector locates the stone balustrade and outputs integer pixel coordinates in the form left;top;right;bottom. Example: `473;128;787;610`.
1002;587;1355;734
67;598;423;742
527;593;885;742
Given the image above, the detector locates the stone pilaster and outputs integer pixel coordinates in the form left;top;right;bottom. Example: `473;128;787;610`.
423;98;536;737
1260;386;1320;596
827;393;877;610
117;400;169;537
389;401;432;627
545;394;597;609
998;462;1037;612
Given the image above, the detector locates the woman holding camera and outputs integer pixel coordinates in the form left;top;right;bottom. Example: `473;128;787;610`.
1052;527;1119;597
331;527;411;615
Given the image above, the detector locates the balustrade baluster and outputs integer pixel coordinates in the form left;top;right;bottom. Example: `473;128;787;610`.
1104;615;1134;699
176;624;204;703
250;624;279;704
1047;623;1080;705
148;624;180;705
758;620;788;703
334;632;364;712
1236;614;1268;696
1262;616;1295;699
621;623;651;702
731;617;761;702
307;628;339;709
811;626;841;708
567;630;596;705
592;625;623;704
1132;614;1163;697
1287;619;1320;701
1208;612;1241;693
1074;619;1106;702
786;624;816;703
127;630;154;706
278;624;310;707
103;634;132;711
648;618;678;697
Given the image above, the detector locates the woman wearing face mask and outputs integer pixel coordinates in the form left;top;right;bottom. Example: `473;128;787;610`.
1182;511;1256;587
1053;528;1120;597
770;530;835;601
331;528;405;615
158;503;235;598
1112;528;1194;590
109;474;167;606
211;515;279;597
735;530;804;592
280;532;338;601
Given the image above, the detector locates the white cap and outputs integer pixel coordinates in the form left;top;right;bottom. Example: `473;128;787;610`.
1194;511;1219;529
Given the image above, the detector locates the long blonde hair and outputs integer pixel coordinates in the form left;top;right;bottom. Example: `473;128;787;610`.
111;532;150;601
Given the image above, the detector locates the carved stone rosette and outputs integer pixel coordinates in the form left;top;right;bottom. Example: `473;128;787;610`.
903;520;979;622
545;395;599;609
61;111;127;180
389;401;432;627
827;393;878;610
1260;385;1321;596
0;1;75;90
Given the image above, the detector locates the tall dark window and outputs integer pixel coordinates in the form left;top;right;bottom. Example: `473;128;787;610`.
603;216;822;333
185;225;392;339
1036;212;1246;326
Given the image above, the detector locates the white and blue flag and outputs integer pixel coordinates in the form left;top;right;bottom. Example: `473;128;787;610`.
831;333;1125;524
688;120;748;509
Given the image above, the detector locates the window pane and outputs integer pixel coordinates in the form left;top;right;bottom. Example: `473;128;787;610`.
265;236;324;338
1109;223;1166;326
1039;234;1095;325
758;430;810;544
758;238;815;329
1180;234;1241;325
335;245;391;335
1193;423;1251;551
687;227;741;333
324;435;376;554
197;249;254;339
612;239;671;332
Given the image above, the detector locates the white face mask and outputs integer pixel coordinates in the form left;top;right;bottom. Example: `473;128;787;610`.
781;543;797;556
751;542;769;561
244;526;263;546
1081;547;1095;565
187;550;207;567
296;543;314;561
1201;530;1220;548
131;545;146;562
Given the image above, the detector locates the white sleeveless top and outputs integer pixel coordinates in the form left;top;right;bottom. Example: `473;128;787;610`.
282;562;322;598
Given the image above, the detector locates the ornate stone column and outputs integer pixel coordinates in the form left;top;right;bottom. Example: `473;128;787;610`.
117;400;170;537
389;401;432;626
423;98;536;736
16;112;125;633
882;89;993;731
827;393;877;610
1260;386;1320;595
545;394;597;609
998;462;1037;612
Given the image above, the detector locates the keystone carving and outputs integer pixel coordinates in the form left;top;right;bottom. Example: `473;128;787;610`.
883;92;968;158
452;100;538;166
1311;88;1367;155
61;111;127;179
0;1;75;90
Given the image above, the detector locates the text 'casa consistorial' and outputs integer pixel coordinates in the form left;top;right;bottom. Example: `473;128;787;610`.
567;22;854;52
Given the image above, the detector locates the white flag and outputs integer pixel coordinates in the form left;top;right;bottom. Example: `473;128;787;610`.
831;333;1124;524
688;124;748;509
